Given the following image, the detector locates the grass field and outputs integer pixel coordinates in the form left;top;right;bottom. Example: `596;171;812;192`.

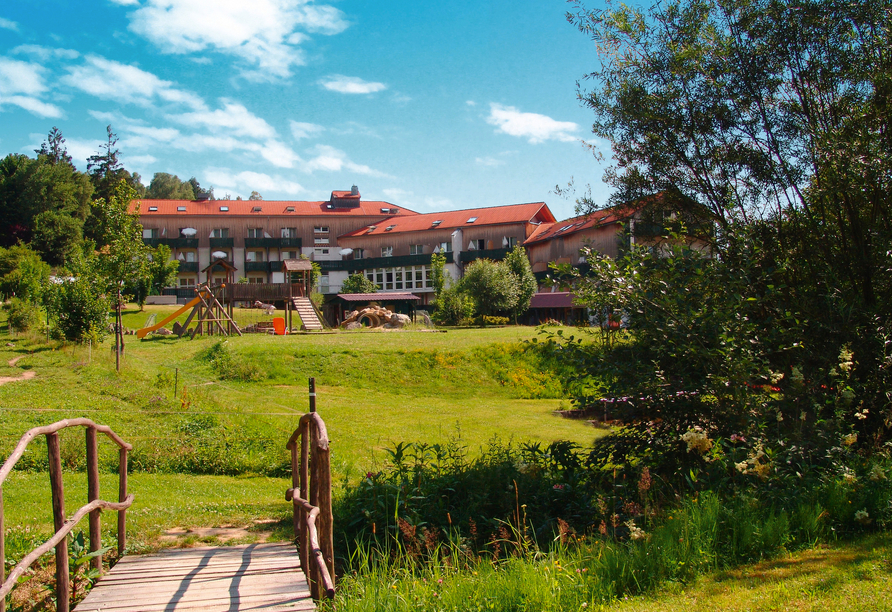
4;306;891;611
1;305;598;546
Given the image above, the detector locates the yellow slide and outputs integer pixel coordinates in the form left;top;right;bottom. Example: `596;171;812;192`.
136;296;202;339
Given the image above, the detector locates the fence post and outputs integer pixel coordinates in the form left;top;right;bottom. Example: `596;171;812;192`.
86;427;101;573
118;448;128;558
309;377;316;413
1;486;5;612
47;433;69;612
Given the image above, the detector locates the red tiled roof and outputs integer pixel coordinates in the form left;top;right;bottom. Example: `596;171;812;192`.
130;199;417;217
331;191;360;199
523;206;635;245
338;202;555;239
337;292;420;301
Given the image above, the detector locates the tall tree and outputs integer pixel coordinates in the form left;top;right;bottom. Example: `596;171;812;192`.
146;173;196;199
340;273;377;294
459;259;518;319
35;127;74;167
505;245;537;322
248;191;263;201
87;125;125;203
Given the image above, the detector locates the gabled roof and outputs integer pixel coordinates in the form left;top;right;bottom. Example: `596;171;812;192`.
338;202;555;239
131;199;417;217
524;206;634;246
282;259;313;271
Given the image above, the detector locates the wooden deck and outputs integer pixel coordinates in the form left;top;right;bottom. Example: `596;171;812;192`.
74;543;315;612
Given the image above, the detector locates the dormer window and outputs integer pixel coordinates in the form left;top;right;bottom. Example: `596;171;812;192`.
219;206;229;212
286;206;295;212
251;206;262;212
466;217;478;223
177;206;187;212
148;206;158;212
431;220;442;227
384;225;396;231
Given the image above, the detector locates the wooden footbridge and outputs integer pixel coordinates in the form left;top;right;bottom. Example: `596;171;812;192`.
0;382;334;612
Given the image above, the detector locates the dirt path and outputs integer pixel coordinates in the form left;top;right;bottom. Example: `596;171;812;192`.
1;355;36;385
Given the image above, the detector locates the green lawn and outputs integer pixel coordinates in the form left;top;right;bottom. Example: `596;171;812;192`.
1;310;598;543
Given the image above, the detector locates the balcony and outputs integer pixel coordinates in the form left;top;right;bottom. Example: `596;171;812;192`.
178;262;199;273
459;248;509;264
144;237;200;248
316;252;454;273
209;237;234;248
245;261;269;272
244;237;302;249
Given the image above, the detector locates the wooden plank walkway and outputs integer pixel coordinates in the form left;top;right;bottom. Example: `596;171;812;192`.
74;543;315;612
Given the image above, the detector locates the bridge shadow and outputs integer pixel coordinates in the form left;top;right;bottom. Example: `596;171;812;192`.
164;548;217;610
227;543;259;612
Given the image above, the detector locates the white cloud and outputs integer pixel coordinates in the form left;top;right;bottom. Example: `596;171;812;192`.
0;18;18;31
0;58;48;96
382;188;412;201
0;95;63;118
204;168;304;196
318;75;386;95
486;103;579;144
465;100;477;107
475;156;504;167
290;120;325;140
62;137;106;168
126;154;159;167
11;45;80;61
124;0;348;80
171;101;275;139
62;56;205;109
303;144;387;177
108;0;141;5
0;58;62;117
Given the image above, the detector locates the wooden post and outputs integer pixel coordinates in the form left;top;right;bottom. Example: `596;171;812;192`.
309;421;320;601
86;427;101;573
309;378;316;413
300;422;311;596
317;440;334;596
47;433;70;612
118;448;128;557
1;486;5;612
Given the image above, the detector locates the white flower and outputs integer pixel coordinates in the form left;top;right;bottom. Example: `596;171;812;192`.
843;433;858;447
855;509;870;524
680;427;713;454
869;465;887;481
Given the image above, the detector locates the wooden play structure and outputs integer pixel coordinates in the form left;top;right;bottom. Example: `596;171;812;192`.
137;284;242;339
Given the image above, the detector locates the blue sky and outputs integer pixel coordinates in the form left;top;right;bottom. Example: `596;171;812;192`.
0;0;611;220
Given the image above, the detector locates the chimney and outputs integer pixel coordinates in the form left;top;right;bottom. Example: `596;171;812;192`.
351;185;359;196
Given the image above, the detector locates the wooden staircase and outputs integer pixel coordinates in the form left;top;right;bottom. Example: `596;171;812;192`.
291;297;325;331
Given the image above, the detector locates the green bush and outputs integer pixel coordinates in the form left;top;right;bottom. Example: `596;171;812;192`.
200;340;264;382
5;298;40;332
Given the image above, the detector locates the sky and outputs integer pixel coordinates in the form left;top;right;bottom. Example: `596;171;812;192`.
0;0;612;221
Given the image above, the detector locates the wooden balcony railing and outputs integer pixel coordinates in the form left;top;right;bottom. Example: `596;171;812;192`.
0;419;134;612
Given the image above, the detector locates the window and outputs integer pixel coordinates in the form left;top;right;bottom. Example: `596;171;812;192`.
384;225;396;231
381;246;393;257
148;206;158;212
184;251;196;263
314;237;330;245
179;277;196;288
211;228;229;238
438;242;453;253
281;227;297;238
409;244;423;255
354;249;364;259
314;248;330;256
314;226;329;234
285;206;295;212
251;206;262;212
142;228;158;239
248;277;265;284
247;228;263;238
281;250;298;259
468;239;484;250
466;217;478;223
360;266;431;292
507;236;518;248
431;220;442;227
177;206;187;212
219;206;229;212
319;273;330;291
245;251;264;262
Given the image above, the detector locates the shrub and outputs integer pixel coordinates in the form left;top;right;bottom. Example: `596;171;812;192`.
5;297;40;332
200;340;264;382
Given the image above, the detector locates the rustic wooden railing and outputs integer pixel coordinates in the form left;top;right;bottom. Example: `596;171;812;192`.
0;419;134;612
284;379;335;601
